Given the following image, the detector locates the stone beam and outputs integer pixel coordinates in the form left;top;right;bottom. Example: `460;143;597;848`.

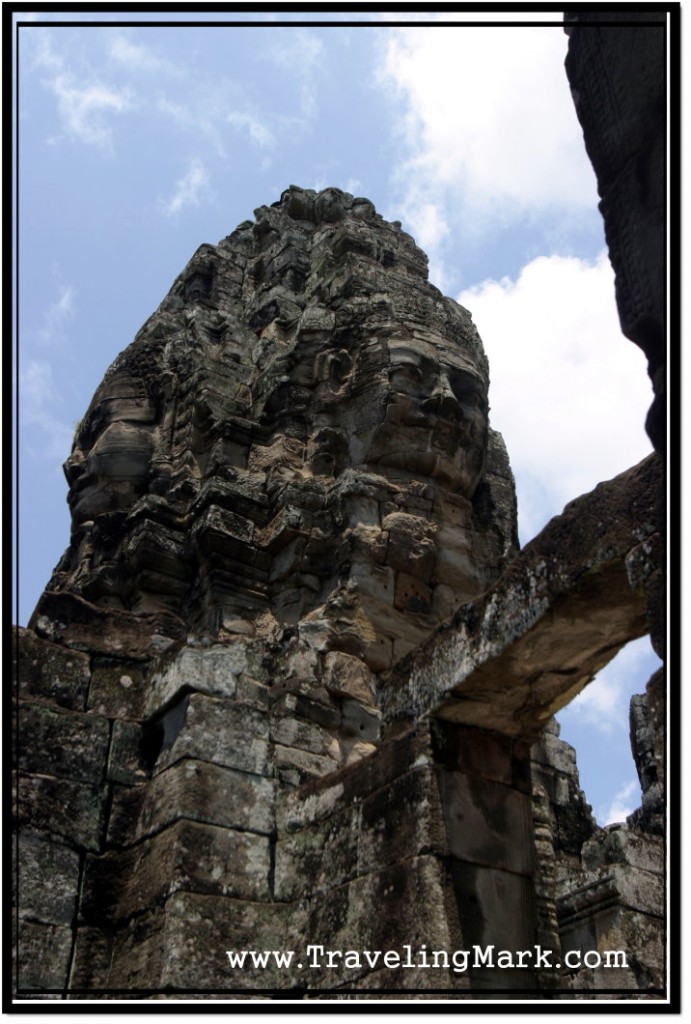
382;454;661;737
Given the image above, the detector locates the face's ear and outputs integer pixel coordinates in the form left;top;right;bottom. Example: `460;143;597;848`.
315;346;354;389
306;428;349;478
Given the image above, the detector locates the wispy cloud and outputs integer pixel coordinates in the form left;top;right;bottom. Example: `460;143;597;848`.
37;284;76;346
262;29;325;120
21;283;78;460
598;780;639;826
32;32;133;151
227;110;274;148
266;28;325;75
159;158;211;217
108;34;178;75
19;358;74;463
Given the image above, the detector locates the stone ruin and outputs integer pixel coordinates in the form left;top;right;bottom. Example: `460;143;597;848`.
13;15;667;1004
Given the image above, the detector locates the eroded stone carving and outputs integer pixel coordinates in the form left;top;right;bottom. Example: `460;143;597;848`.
39;185;517;773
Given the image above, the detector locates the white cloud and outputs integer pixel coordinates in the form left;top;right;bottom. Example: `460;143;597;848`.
598;780;639;826
50;75;133;150
379;24;595;211
160;158;211;217
227;110;274;149
376;22;599;279
559;638;660;737
458;253;654;541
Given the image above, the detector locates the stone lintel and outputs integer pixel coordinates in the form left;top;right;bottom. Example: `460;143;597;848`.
384;454;661;736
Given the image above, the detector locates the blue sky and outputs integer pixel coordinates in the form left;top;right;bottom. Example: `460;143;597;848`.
14;9;663;825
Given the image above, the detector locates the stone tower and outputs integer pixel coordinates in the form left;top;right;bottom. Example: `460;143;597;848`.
17;187;523;995
15;185;665;1000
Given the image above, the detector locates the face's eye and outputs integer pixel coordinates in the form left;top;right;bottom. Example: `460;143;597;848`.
447;370;487;412
389;363;425;394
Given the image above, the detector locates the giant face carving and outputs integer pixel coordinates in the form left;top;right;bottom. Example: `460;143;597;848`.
54;187;509;644
64;388;158;526
365;336;488;496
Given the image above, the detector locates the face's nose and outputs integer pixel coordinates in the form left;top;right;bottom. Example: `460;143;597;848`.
421;374;460;418
63;449;87;486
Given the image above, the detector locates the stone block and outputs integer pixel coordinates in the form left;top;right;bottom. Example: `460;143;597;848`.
323;651;377;707
394;572;433;614
439;770;534;876
108;759;275;845
433;539;478;590
559;902;665;992
382;512;436;578
277;725;434;833
144;641;249;717
18;773;107;852
106;891;310;991
88;658;147;719
275;802;359;901
69;927;115;992
349;561;395;606
236;675;271;707
31;591;184;659
273;743;339;781
532;732;578;775
357;766;446;875
432;721;517;786
102;903;167;991
583;827;663;874
108;720;148;784
304;856;455;990
82;819;271;924
17;703;110;784
270;716;339;759
341;698;381;742
14;628;90;711
153;693;270;777
449;862;537;990
281;691;342;730
607;863;664;917
17;833;81;925
17;921;73;993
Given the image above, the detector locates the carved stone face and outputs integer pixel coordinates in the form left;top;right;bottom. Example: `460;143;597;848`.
337;335;489;497
65;392;157;525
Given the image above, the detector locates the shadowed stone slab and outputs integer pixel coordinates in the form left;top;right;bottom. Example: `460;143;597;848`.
14;628;90;711
18;703;110;784
17;922;74;993
107;759;275;845
82;819;271;924
153;693;270;777
18;773;108;852
438;770;534;875
18;834;81;926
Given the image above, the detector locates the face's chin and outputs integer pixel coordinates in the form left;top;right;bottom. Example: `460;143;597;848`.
375;447;483;493
366;396;486;494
